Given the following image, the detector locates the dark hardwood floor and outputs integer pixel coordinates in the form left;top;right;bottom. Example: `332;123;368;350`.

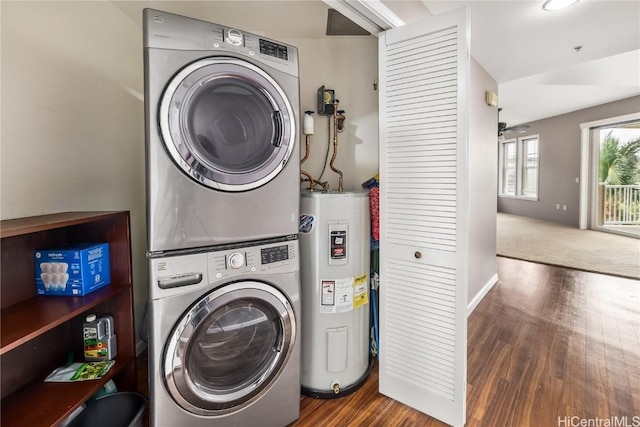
137;257;640;426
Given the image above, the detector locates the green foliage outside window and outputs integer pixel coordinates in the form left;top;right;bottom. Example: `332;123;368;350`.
599;132;640;185
599;131;640;224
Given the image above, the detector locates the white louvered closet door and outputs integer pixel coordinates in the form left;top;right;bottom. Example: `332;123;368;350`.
378;7;469;427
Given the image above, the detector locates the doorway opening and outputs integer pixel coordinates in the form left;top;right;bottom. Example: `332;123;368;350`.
580;113;640;238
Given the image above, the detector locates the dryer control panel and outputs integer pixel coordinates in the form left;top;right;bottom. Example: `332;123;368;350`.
143;9;298;77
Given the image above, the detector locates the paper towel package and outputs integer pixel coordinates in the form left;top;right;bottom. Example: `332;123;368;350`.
35;243;111;296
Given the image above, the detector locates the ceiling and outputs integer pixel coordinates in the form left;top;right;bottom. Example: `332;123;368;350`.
418;0;640;127
115;1;640;127
114;1;331;39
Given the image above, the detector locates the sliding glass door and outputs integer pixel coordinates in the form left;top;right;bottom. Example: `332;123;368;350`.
591;120;640;237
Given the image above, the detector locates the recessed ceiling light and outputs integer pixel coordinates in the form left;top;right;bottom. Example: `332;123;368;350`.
542;0;579;11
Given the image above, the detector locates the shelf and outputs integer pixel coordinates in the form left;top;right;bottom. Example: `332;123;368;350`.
0;355;135;427
0;282;130;355
1;211;136;427
0;211;124;239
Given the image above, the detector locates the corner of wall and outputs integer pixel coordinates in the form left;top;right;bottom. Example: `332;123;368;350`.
467;273;498;316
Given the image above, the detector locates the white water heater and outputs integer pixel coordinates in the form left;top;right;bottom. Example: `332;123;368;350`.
299;190;371;397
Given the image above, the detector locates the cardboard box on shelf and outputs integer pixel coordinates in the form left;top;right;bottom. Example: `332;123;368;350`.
35;243;111;296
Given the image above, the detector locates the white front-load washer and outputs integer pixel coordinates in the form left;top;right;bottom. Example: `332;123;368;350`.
143;9;300;254
148;236;301;427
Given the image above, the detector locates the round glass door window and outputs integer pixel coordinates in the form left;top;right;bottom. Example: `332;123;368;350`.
159;58;295;192
164;282;296;415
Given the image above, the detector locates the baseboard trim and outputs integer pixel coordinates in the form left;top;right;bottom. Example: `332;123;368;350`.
467;273;498;316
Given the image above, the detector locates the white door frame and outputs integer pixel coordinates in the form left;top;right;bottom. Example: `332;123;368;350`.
579;112;640;229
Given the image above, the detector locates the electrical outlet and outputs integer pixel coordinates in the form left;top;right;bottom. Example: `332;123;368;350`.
563;205;567;211
556;204;560;210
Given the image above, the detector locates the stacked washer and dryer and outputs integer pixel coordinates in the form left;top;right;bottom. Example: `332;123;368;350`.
143;9;301;427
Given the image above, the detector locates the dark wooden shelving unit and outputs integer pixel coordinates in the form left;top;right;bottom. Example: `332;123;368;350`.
1;211;137;427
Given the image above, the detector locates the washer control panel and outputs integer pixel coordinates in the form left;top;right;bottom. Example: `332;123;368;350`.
208;238;298;281
150;238;297;299
261;244;289;264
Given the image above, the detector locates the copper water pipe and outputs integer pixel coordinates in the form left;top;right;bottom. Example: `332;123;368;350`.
300;134;316;190
329;100;344;192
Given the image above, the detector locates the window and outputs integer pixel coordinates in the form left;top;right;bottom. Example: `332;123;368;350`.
521;136;539;197
499;135;539;199
500;139;517;195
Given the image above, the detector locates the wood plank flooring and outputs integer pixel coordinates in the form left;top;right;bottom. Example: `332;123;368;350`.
138;257;640;426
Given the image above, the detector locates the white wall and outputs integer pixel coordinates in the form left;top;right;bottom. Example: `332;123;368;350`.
467;58;498;312
1;1;148;347
288;37;379;191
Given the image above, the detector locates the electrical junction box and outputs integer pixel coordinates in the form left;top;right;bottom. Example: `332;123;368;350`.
317;85;335;116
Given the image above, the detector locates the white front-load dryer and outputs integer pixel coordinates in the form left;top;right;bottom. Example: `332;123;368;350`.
143;9;300;254
148;237;301;427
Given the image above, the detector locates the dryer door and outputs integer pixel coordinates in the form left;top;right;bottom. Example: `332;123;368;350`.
159;57;295;192
164;281;296;415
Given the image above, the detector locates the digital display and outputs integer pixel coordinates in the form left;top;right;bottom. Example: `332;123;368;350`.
261;245;289;264
259;39;288;60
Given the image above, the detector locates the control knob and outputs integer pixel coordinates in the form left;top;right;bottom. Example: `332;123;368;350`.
226;29;243;46
228;252;245;269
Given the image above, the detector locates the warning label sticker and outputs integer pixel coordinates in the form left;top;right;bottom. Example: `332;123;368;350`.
330;230;347;260
320;277;353;314
353;273;369;308
321;281;335;306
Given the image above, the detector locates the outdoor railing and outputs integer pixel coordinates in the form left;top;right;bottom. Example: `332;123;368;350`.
600;184;640;225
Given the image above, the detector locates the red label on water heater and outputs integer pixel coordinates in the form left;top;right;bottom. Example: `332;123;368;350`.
330;230;347;260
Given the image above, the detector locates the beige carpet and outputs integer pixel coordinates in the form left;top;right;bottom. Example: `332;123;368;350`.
497;213;640;279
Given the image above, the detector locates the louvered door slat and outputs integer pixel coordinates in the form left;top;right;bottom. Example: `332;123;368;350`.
388;99;457;114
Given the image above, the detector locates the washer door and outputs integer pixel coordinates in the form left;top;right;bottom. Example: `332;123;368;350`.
164;281;296;415
159;58;295;192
